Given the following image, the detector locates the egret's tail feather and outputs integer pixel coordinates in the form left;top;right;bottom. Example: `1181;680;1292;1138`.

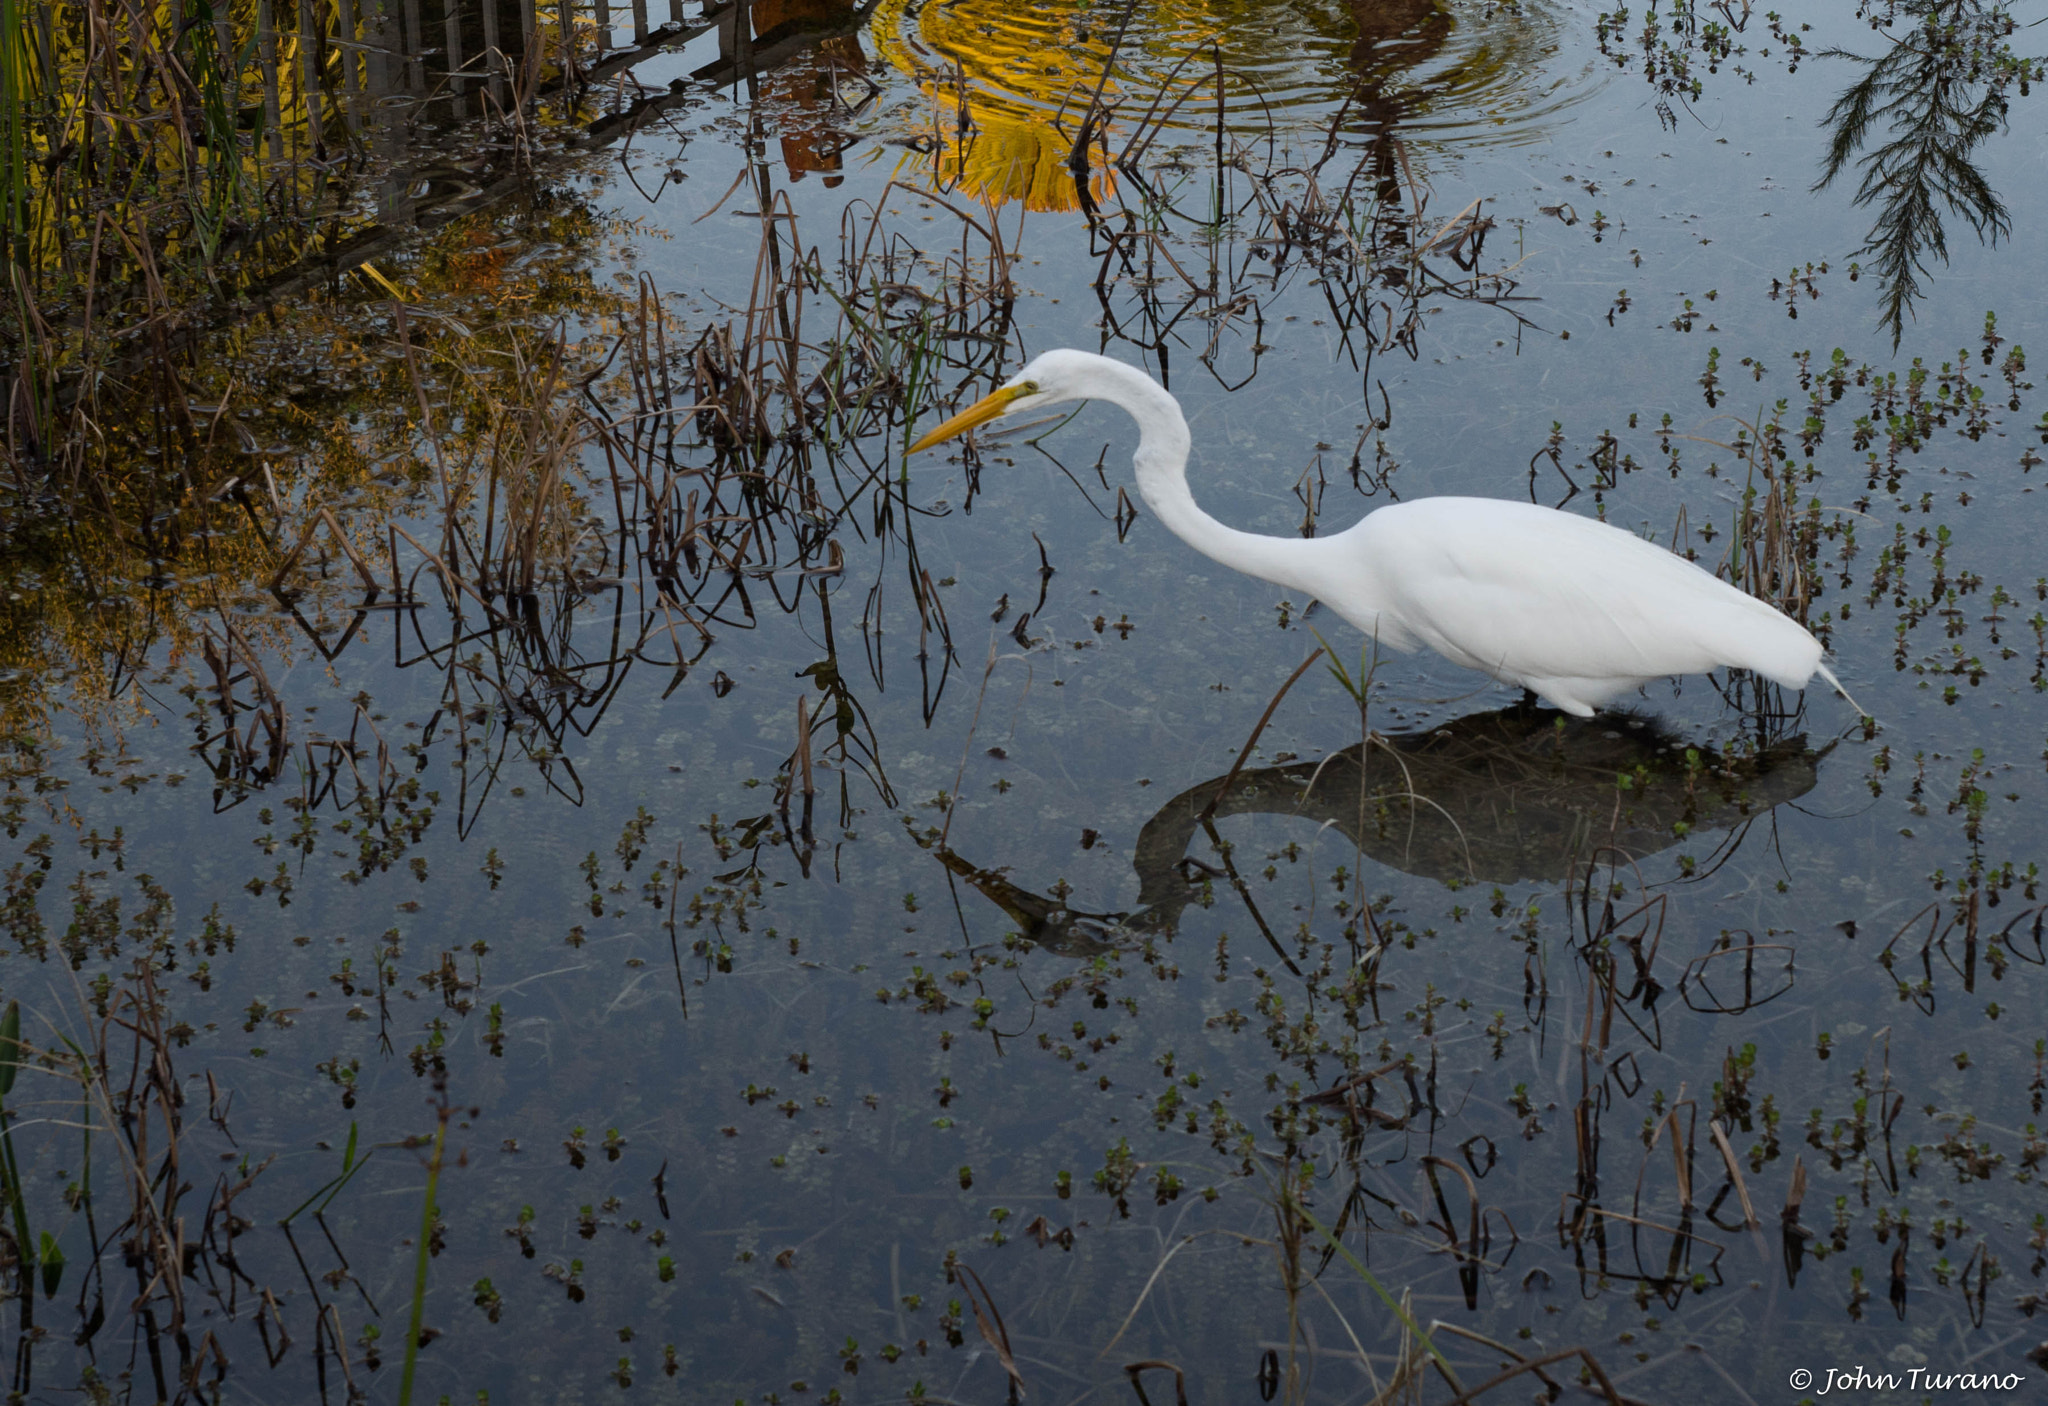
1814;661;1868;719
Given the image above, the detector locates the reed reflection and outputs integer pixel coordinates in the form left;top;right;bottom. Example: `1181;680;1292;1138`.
696;0;877;182
1812;0;2038;347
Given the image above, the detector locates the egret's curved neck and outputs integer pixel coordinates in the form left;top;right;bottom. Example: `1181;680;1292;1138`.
1099;362;1326;596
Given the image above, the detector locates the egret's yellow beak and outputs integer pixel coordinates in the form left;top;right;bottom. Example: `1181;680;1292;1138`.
907;382;1035;454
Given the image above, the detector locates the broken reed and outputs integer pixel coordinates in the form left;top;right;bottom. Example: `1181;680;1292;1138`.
317;184;1021;827
1723;411;1821;625
0;964;297;1399
220;174;999;840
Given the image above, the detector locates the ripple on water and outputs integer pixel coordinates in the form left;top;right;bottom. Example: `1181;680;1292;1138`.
867;0;1605;168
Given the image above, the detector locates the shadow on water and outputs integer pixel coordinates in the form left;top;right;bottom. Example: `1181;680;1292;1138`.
1133;707;1823;890
940;704;1826;956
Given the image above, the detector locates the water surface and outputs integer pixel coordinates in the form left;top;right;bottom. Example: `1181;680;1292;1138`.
2;0;2047;1401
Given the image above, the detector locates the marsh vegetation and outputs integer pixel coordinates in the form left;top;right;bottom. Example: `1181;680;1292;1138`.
0;0;2044;1401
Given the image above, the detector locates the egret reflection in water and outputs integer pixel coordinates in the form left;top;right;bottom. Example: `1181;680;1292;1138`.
940;706;1823;951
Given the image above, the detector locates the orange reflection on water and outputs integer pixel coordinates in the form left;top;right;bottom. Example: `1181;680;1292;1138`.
753;0;871;183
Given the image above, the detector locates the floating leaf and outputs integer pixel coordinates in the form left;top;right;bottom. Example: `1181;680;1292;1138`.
37;1233;63;1298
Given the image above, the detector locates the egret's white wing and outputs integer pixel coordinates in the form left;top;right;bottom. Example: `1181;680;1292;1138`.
1338;499;1818;708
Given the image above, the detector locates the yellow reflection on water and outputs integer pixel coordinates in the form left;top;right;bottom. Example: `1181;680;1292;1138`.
856;0;1570;211
921;114;1119;214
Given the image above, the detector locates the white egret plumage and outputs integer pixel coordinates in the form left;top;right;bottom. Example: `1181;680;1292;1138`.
908;350;1851;718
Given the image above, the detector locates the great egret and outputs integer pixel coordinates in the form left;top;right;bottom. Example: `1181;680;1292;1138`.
908;350;1851;717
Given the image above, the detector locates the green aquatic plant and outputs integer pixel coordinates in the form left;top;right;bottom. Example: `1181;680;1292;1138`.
399;1079;455;1406
0;1000;41;1346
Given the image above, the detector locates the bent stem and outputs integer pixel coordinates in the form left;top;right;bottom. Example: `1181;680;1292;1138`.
1312;630;1384;956
1293;1198;1454;1380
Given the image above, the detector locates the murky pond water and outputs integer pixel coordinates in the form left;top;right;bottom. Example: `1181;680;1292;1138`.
3;0;2048;1401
